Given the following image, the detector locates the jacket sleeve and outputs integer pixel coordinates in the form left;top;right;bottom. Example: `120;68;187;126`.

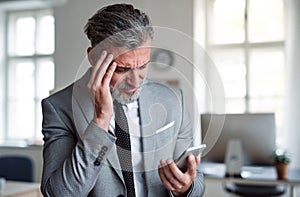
40;98;116;197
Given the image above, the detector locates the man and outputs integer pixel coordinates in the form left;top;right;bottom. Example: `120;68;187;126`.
41;3;205;197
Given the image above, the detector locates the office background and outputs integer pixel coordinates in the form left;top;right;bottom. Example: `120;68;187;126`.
0;0;299;196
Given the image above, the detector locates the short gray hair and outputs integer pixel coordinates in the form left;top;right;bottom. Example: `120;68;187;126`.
84;3;154;49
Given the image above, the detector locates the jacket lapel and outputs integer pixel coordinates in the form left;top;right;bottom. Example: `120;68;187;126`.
138;82;164;172
72;68;94;131
106;145;124;183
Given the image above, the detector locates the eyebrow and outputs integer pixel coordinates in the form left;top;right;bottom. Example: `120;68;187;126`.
115;60;151;69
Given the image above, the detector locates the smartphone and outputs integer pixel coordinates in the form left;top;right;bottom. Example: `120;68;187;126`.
175;144;207;170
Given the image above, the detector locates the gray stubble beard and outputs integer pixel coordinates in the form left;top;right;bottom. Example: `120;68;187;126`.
111;80;144;104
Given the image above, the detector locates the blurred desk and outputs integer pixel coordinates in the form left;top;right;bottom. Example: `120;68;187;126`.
200;162;300;197
0;181;42;197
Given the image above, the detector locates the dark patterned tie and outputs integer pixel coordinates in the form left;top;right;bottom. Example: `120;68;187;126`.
114;101;136;197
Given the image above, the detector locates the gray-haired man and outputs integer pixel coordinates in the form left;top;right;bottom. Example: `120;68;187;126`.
41;3;205;197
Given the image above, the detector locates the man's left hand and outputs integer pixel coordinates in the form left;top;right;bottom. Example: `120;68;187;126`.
158;155;200;197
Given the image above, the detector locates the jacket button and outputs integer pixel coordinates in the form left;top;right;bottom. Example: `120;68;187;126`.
94;159;101;166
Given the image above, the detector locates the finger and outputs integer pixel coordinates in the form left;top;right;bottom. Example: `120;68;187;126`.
158;161;175;191
186;155;197;179
94;54;114;86
88;50;107;88
168;158;184;176
159;159;167;168
161;159;183;190
169;159;190;186
196;155;201;164
102;62;117;87
159;170;175;191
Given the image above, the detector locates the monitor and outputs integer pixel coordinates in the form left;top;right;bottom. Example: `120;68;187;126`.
201;113;276;166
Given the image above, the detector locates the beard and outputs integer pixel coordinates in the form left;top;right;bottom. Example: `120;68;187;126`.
111;80;144;104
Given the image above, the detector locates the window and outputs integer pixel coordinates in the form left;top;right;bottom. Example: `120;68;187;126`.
5;9;55;143
201;0;285;144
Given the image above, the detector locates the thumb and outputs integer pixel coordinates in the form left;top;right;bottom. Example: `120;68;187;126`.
186;155;197;176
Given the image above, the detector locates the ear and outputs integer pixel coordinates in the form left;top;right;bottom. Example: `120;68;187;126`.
87;47;95;66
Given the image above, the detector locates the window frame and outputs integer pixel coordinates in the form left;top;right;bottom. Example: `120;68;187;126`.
4;8;55;142
204;0;285;113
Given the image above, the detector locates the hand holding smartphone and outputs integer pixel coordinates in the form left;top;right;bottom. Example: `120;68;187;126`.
175;144;207;170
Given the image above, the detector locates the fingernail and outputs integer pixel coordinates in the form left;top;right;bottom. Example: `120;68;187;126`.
166;158;173;165
108;54;113;59
160;159;166;166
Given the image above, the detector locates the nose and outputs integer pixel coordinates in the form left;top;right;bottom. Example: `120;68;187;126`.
127;69;141;88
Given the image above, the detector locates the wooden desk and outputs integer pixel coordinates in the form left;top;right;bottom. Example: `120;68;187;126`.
200;163;300;197
0;181;42;197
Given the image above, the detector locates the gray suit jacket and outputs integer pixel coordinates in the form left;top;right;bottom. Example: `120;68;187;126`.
41;69;205;197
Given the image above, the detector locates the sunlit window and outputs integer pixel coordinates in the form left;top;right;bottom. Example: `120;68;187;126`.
204;0;285;145
248;0;284;43
6;9;55;143
210;0;245;44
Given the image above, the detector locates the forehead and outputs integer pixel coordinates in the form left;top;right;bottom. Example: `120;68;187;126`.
115;47;150;60
107;39;151;68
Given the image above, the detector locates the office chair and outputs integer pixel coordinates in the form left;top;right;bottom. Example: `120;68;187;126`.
224;181;287;197
0;155;34;182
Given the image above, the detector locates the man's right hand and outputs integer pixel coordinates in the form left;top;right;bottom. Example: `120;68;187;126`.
87;50;117;131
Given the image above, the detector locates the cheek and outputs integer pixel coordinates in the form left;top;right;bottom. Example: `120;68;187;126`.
109;74;118;87
110;73;127;87
140;69;148;79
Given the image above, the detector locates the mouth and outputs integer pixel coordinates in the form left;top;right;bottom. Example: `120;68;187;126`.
114;82;140;94
111;82;144;104
121;87;138;94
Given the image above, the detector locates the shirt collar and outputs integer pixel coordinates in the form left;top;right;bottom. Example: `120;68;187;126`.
124;100;139;111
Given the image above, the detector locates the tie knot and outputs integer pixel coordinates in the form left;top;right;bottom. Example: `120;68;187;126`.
113;100;122;107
